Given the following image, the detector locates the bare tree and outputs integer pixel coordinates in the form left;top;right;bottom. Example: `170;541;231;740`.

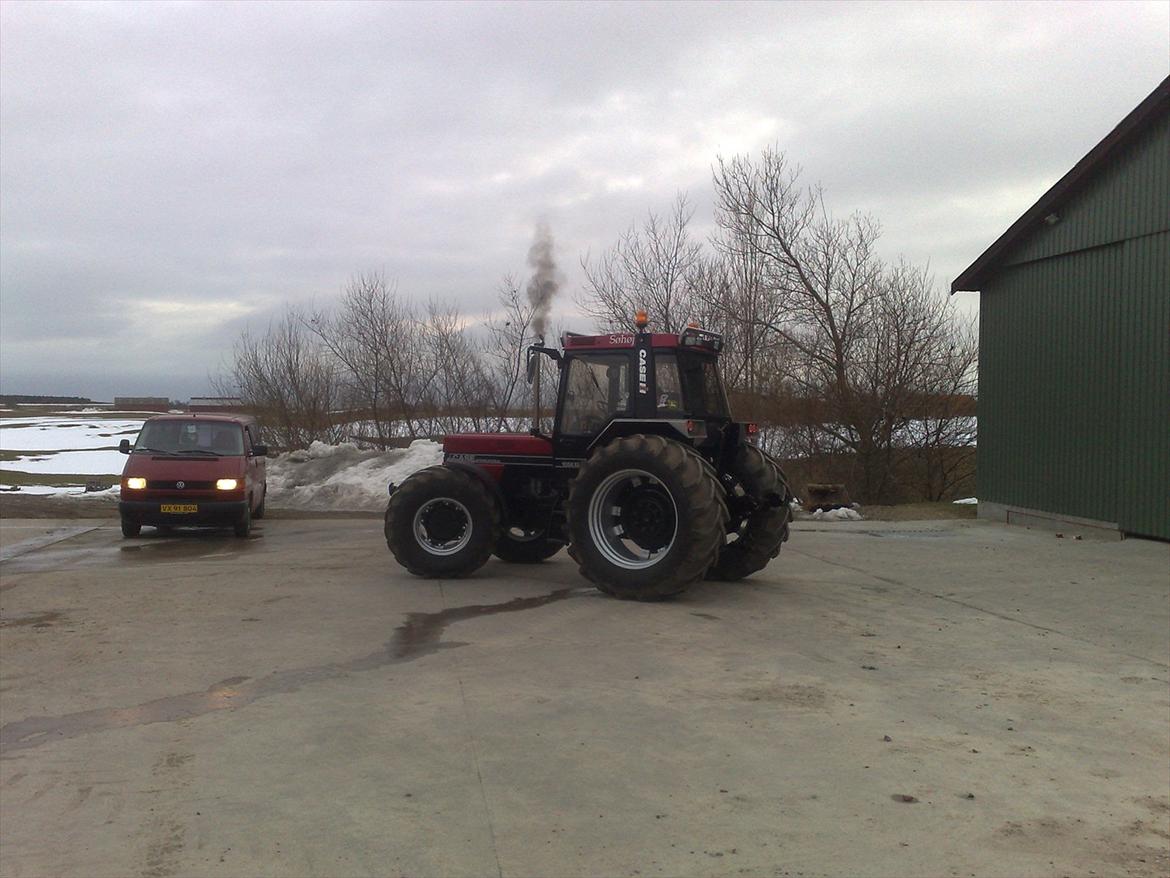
307;272;434;441
482;275;538;431
713;146;977;502
216;306;346;450
418;300;493;434
578;192;706;332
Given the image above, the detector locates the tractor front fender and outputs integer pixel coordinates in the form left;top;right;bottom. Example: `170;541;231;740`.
445;460;510;522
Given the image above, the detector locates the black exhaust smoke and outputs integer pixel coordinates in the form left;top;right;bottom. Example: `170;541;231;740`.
526;221;561;431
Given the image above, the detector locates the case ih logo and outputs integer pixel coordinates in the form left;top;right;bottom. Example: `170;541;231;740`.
638;348;648;395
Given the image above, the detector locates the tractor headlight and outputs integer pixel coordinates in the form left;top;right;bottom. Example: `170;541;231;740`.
124;477;146;490
216;478;239;491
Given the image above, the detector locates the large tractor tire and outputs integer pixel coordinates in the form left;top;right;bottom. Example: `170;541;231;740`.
567;434;727;600
493;527;563;564
385;466;500;577
708;444;791;581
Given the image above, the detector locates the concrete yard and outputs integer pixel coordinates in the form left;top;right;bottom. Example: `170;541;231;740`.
1;516;1167;878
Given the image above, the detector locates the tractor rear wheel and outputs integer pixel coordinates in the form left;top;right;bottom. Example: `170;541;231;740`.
567;434;727;600
708;445;791;581
385;466;500;577
493;527;563;564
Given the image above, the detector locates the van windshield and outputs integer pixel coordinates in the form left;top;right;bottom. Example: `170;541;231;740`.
134;421;244;456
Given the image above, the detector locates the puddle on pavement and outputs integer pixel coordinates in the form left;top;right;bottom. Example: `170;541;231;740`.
0;587;584;754
119;530;262;559
2;531;260;580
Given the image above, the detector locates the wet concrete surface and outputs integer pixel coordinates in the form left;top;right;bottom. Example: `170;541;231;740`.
0;517;1167;877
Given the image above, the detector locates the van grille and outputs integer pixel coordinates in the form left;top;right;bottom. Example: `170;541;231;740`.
148;481;215;490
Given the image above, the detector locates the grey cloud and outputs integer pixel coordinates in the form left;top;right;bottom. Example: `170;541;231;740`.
2;1;1167;398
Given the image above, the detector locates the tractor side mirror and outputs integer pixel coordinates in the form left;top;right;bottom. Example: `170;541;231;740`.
119;439;131;454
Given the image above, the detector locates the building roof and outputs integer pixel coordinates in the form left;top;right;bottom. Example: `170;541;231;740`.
952;76;1170;293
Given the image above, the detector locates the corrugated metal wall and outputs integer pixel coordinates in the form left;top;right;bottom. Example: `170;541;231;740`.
979;111;1170;540
1117;231;1170;539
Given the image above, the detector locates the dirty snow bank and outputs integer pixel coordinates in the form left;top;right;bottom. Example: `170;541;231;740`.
266;440;442;512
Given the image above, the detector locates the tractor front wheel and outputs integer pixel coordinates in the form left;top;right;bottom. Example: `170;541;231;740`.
385;466;500;577
567;434;727;600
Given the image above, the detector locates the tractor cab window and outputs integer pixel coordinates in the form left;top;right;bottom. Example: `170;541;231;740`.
655;357;683;413
561;354;630;434
655;353;729;419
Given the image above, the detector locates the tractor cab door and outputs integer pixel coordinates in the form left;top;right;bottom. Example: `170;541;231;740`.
553;352;632;460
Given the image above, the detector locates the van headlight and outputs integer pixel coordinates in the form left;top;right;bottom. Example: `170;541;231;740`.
125;477;147;490
216;478;239;491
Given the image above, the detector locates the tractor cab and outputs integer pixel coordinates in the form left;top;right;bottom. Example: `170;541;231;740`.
529;316;738;462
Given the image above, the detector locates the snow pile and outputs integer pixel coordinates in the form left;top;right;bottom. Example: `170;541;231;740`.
266;439;443;511
810;507;863;521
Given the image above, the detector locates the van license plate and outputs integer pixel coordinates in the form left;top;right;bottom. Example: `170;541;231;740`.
161;504;197;513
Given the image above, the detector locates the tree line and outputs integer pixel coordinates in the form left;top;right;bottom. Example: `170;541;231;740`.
217;146;977;503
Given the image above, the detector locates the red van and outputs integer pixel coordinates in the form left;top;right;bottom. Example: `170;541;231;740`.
118;414;268;538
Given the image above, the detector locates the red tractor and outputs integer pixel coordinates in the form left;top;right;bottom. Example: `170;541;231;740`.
384;314;793;600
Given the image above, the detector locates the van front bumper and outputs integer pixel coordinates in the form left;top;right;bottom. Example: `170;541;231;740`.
119;499;248;527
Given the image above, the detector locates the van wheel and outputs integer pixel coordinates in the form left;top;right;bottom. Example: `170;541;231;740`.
253;487;266;520
121;517;141;538
234;506;252;538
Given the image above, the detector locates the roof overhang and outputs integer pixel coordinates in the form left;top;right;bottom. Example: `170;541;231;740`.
951;76;1170;294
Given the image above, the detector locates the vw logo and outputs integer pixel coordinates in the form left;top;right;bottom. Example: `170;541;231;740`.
176;481;185;489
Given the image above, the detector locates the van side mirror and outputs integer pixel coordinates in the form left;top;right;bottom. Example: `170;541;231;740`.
119;439;131;454
252;445;268;457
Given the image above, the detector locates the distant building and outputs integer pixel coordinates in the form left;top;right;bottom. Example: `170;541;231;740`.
952;77;1169;540
189;396;247;413
113;396;170;412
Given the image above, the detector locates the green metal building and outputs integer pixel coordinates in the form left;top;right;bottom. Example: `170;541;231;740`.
953;77;1169;540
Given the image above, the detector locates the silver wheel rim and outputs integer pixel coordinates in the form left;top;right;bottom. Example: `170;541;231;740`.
412;497;473;556
587;468;678;570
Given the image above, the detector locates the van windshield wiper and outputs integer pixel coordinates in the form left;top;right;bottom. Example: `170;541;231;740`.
135;446;175;455
175;449;221;456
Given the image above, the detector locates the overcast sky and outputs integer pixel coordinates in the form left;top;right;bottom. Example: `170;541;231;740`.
1;1;1167;400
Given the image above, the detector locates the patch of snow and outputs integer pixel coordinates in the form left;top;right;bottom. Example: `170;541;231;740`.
0;416;143;451
267;439;443;511
0;484;119;500
952;497;978;505
7;449;127;475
